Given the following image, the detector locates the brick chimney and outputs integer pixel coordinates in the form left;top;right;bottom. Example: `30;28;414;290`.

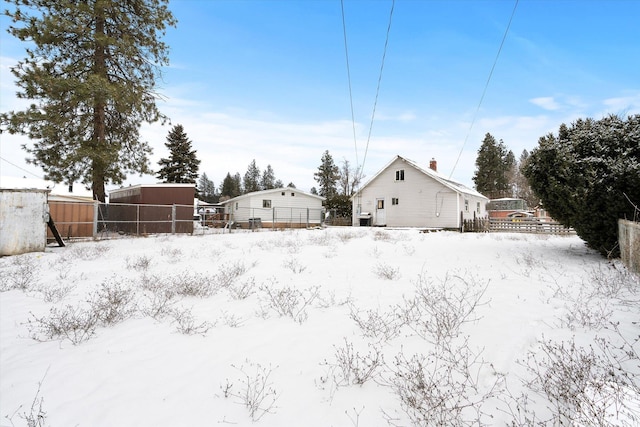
429;158;437;172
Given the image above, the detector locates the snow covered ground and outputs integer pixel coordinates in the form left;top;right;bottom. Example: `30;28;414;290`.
1;227;638;426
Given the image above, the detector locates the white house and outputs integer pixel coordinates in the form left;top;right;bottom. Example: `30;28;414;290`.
221;188;325;229
351;155;489;228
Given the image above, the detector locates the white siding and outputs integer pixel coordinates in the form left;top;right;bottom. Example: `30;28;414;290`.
353;157;488;228
0;189;49;256
225;189;324;224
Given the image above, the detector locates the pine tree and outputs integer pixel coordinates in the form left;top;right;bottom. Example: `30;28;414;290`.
157;125;200;184
1;0;176;202
514;150;537;208
261;164;276;190
198;173;216;203
472;133;511;199
524;114;640;257
338;158;362;196
220;172;242;198
287;182;296;188
243;160;261;193
314;150;339;198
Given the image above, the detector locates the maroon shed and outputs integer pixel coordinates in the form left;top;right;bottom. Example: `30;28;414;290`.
108;184;195;234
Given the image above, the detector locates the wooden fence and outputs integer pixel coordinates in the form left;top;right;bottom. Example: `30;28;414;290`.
462;217;574;234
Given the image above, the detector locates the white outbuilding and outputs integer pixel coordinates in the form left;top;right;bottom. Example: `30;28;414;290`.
221;188;325;229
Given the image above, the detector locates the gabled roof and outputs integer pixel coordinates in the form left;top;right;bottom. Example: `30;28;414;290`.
220;187;325;205
353;155;488;200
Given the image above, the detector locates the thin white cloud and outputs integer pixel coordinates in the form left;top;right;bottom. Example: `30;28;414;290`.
530;97;560;111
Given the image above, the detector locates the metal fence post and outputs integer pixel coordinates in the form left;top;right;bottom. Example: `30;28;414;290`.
136;205;140;235
93;202;98;237
171;204;176;234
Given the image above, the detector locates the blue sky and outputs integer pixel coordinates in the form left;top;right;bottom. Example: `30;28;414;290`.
1;0;639;193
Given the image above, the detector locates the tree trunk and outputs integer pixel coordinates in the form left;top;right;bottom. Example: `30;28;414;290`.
92;4;107;202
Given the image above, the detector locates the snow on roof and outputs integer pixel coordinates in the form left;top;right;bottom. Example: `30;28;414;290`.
221;187;325;204
354;155;489;200
0;176;93;198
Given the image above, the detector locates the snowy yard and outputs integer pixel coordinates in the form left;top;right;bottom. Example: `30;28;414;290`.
1;228;639;426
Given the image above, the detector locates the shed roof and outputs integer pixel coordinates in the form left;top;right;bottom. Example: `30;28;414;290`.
221;187;325;205
353;155;489;200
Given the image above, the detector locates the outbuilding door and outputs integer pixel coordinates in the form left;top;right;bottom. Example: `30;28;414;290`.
375;198;385;226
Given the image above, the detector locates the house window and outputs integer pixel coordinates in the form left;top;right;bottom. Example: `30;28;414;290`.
235;202;238;209
281;192;285;196
476;202;481;214
263;200;271;208
377;199;385;209
464;199;469;212
395;169;405;181
291;192;295;196
392;198;399;205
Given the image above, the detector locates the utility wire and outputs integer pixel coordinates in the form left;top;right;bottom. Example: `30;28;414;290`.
340;0;359;173
449;0;518;179
360;0;395;183
0;155;44;179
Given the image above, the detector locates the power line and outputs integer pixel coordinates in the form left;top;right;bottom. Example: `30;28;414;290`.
0;155;44;179
340;0;359;173
360;0;395;182
449;0;519;179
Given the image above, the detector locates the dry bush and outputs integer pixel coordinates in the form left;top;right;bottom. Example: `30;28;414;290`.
222;360;279;421
215;260;250;289
400;272;489;344
65;242;110;260
89;277;137;325
385;339;500;427
125;254;152;271
258;280;319;323
282;257;307;274
321;338;385;387
349;304;405;342
518;332;640;426
28;305;98;345
0;255;40;291
37;282;76;303
170;306;213;335
227;277;257;300
373;262;401;280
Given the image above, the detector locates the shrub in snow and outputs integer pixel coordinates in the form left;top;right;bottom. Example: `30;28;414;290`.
523;113;640;257
373;262;400;280
0;255;40;291
227;277;257;300
321;338;385;387
349;304;405;342
400;272;489;344
520;332;640;426
125;254;152;271
89;277;137;325
65;242;110;260
28;305;98;345
385;338;500;427
170;306;213;335
222;360;279;421
258;280;319;324
282;256;307;274
215;260;249;288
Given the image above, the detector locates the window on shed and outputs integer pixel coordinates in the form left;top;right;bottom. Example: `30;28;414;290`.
395;169;405;181
464;199;469;212
392;198;399;205
476;202;481;213
281;192;285;196
291;192;295;196
263;200;271;208
235;202;238;209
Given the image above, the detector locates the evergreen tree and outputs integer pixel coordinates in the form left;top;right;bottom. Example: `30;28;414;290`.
1;0;176;202
261;164;276;190
472;133;511;199
274;179;284;188
310;187;318;195
243;159;261;193
198;173;216;203
220;172;242;198
157;124;200;183
286;182;296;188
514;149;537;208
524;114;640;257
314;150;339;198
